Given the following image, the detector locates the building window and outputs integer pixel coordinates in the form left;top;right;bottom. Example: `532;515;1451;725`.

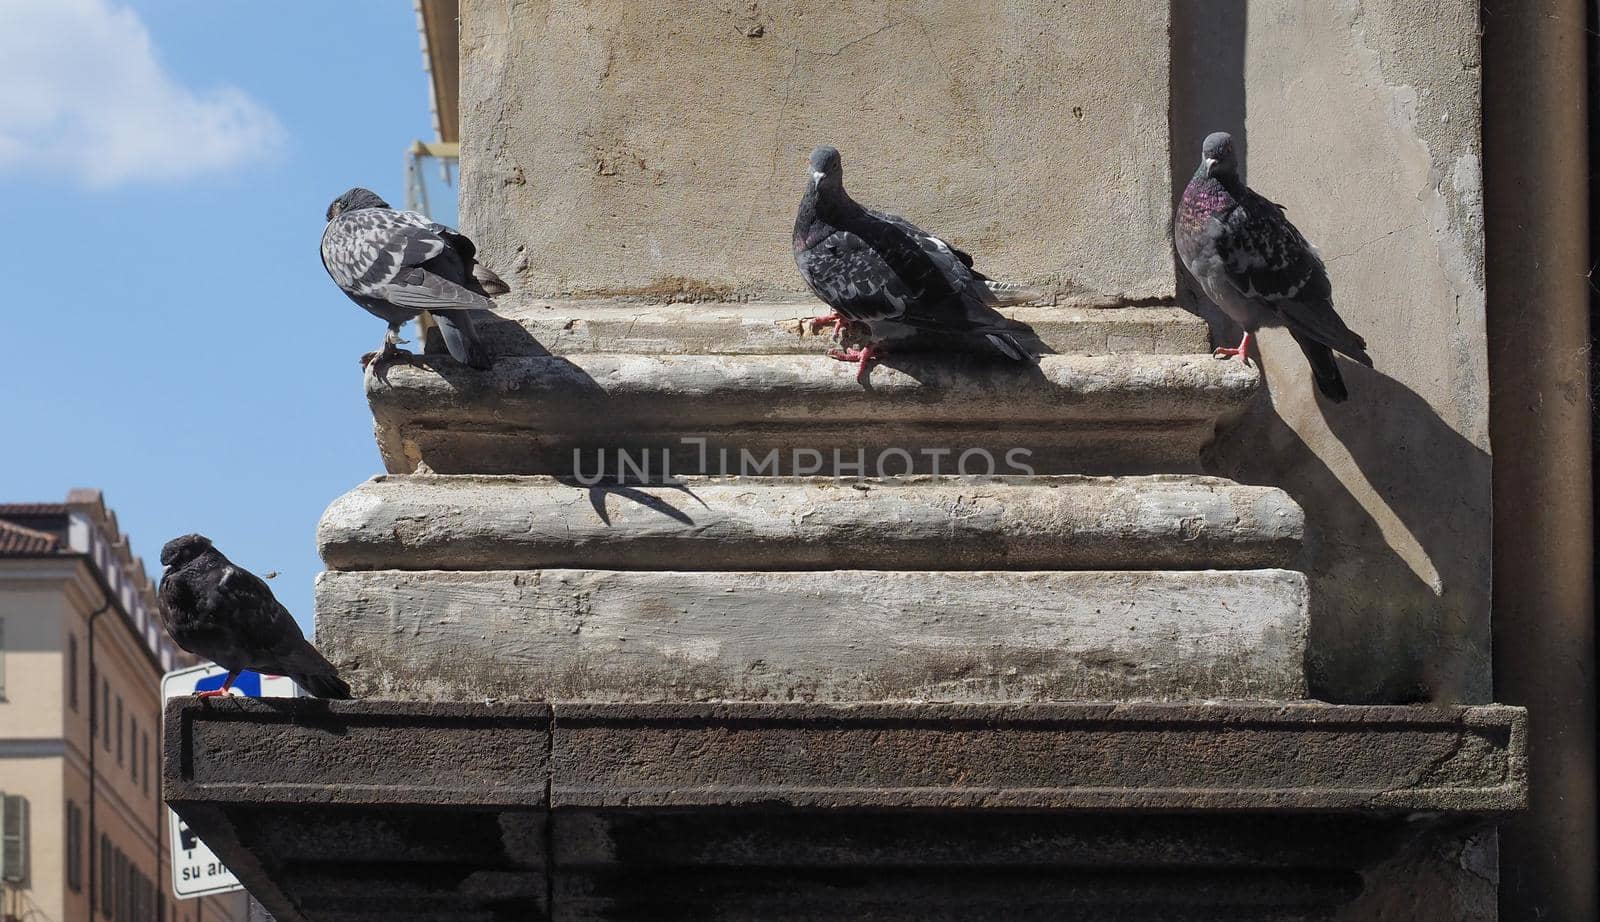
66;800;83;892
129;716;137;782
142;732;151;795
69;633;80;711
116;697;123;764
102;679;110;748
100;835;112;918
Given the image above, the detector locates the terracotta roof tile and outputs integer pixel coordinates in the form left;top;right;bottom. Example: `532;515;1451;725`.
0;502;68;516
0;519;62;555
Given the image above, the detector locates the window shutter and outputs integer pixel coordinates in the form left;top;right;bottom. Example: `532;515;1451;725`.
1;792;27;883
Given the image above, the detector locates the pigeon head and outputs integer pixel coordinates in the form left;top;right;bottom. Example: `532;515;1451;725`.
160;533;214;569
1198;132;1239;181
808;145;843;190
325;187;390;222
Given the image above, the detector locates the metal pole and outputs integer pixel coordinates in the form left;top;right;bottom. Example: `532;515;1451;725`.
1483;0;1598;919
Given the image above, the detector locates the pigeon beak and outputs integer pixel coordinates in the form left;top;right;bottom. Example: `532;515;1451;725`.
1202;157;1217;176
811;170;826;183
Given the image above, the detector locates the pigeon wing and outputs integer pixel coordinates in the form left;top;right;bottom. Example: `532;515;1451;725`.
213;565;311;664
864;210;1025;336
320;209;446;297
379;266;495;313
797;228;920;324
428;221;477;260
1214;194;1370;362
215;565;348;694
865;210;978;297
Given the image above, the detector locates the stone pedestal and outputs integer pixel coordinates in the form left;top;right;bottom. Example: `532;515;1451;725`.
326;304;1302;705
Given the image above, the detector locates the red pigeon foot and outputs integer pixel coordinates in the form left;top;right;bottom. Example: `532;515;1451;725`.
1212;331;1253;365
828;345;881;383
809;313;844;334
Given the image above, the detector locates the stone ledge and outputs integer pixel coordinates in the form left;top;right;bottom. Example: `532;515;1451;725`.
366;353;1260;475
317;474;1304;572
471;302;1210;356
163;699;1526;811
314;569;1310;702
162;699;551;807
162;699;1525;922
551;702;1525;813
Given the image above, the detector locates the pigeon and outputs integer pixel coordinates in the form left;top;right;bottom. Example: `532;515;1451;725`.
157;534;352;699
321;187;508;370
1176;133;1373;401
793;146;1035;381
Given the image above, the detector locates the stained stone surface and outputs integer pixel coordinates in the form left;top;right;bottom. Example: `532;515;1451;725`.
365;353;1261;476
317;474;1305;572
459;0;1174;302
472;303;1211;357
314;568;1310;702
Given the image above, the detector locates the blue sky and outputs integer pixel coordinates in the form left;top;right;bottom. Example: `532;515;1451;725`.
1;2;453;631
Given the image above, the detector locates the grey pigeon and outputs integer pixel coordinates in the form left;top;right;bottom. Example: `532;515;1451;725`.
793;146;1035;381
321;187;508;370
158;534;351;699
1175;132;1372;401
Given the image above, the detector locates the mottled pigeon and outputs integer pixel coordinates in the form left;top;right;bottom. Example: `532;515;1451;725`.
321;187;508;370
793;146;1035;381
158;534;351;699
1175;132;1373;401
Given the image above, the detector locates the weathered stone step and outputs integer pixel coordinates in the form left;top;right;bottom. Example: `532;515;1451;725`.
315;568;1308;702
318;474;1303;572
367;353;1259;476
463;301;1209;356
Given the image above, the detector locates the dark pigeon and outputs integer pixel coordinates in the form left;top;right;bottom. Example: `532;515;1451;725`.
321;187;508;370
1175;132;1372;402
158;534;351;699
793;146;1035;381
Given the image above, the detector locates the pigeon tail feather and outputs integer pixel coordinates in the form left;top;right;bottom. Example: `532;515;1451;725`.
433;310;493;369
984;331;1030;362
1290;330;1350;402
296;671;353;700
982;279;1042;307
473;264;511;296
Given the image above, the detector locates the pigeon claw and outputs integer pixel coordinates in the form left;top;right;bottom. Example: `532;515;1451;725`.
828;344;881;383
195;689;229;699
1212;332;1253;366
809;313;844;335
361;341;418;371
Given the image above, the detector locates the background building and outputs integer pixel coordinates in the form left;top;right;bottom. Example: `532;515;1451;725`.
1;489;248;922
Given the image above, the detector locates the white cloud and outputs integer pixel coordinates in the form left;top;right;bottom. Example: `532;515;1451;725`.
0;0;284;185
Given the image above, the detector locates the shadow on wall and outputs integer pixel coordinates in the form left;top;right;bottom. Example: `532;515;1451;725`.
1171;0;1490;704
1205;351;1491;704
1170;0;1246;347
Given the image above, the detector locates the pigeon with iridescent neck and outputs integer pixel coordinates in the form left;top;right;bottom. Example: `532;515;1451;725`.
1175;132;1372;401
